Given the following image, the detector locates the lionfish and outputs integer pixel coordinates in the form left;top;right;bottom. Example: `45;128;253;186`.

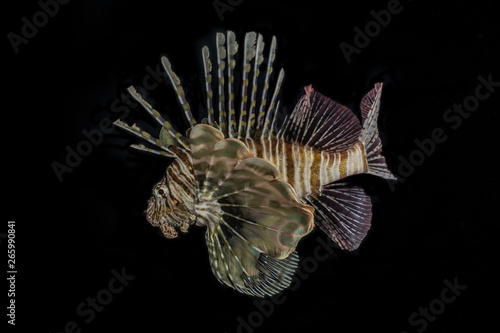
114;31;396;297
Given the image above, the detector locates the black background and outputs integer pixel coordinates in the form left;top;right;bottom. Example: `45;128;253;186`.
4;0;499;332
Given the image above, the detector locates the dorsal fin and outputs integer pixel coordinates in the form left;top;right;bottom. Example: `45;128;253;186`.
226;31;238;138
115;31;287;159
261;69;285;139
280;86;361;152
255;36;278;136
202;46;215;126
113;119;176;157
237;32;257;139
161;56;197;127
216;33;228;136
246;34;265;138
127;86;190;149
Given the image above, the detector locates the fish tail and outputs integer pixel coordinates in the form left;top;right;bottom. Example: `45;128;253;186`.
279;84;396;251
359;83;397;180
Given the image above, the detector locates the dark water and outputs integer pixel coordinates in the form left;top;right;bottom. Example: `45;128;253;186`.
5;0;499;332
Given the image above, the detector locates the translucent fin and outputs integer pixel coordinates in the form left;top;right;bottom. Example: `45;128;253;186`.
189;124;225;190
280;85;361;152
359;83;397;180
206;230;299;298
161;56;197;127
127;86;190;149
306;182;372;251
246;252;299;297
216;32;228;136
237;32;257;139
201;138;253;195
226;31;238;138
214;157;314;258
202;46;216;126
203;156;314;297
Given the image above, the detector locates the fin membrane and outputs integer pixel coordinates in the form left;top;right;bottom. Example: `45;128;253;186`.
201;138;254;195
280;86;361;153
189;124;225;190
198;138;314;296
306;182;372;251
359;83;397;180
239;252;299;297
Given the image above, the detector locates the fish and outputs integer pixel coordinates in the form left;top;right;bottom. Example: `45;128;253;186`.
113;31;396;297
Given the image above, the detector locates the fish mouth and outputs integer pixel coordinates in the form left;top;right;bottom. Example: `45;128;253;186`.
144;209;178;238
159;223;178;239
145;213;160;227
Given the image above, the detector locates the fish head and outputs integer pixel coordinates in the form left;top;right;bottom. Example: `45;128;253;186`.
145;178;196;239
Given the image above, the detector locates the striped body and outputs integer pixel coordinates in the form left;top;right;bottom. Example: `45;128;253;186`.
156;136;368;221
153;133;368;229
245;138;367;198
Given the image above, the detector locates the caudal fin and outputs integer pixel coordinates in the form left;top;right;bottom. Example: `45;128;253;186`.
359;83;397;180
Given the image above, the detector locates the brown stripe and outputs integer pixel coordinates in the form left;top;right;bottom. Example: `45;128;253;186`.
284;143;296;190
309;149;323;193
298;146;307;194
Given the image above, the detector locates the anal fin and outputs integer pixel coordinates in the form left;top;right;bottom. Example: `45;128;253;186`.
306;182;372;251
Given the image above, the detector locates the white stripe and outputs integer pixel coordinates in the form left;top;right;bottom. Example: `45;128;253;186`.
262;138;267;160
249;138;257;156
305;146;313;195
281;139;287;183
356;144;363;174
275;139;280;176
268;137;272;163
319;152;324;188
332;153;339;181
294;143;301;197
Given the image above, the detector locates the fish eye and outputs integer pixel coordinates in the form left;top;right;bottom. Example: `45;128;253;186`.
155;185;168;197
